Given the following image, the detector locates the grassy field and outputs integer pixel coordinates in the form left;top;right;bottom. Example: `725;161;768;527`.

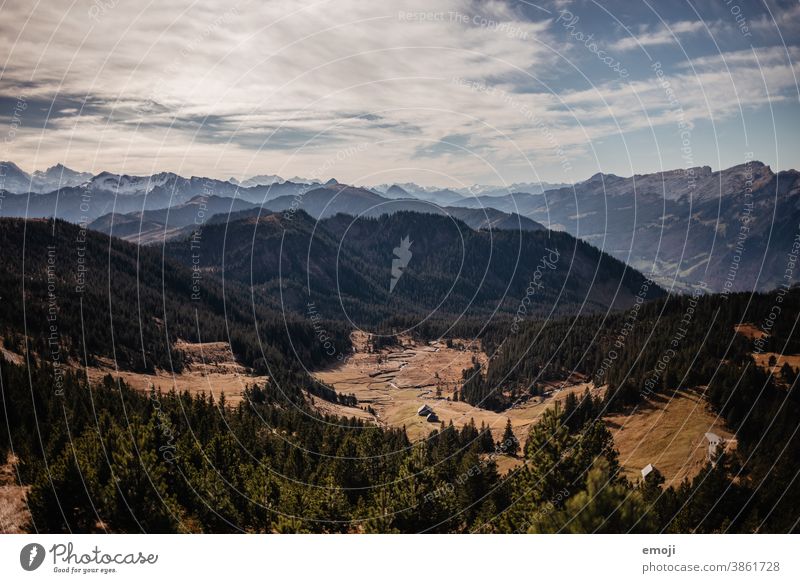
312;332;599;446
84;340;269;403
0;455;30;533
606;388;734;487
735;323;800;382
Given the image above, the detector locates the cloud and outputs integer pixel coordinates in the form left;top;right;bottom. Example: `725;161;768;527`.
610;20;709;52
0;0;797;185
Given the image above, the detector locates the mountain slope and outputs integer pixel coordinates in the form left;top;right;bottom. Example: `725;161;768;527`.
88;195;259;243
88;187;546;244
0;217;350;374
0;161;91;193
164;210;663;331
455;162;800;292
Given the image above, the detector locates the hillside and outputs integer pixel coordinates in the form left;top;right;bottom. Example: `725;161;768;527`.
88;195;259;243
455;162;800;293
6;161;800;296
0;217;350;382
164;209;662;330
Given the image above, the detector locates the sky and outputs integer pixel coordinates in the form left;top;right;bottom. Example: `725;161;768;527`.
0;0;798;187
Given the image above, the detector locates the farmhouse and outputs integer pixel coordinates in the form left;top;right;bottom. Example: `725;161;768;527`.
704;432;724;461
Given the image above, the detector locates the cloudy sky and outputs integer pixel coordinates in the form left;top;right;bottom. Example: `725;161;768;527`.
1;0;798;186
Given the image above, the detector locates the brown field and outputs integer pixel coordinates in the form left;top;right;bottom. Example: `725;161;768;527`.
734;323;800;379
312;332;601;456
304;391;376;423
734;323;766;340
2;333;738;489
606;388;734;487
751;352;800;375
84;340;268;404
1;337;269;404
0;455;30;534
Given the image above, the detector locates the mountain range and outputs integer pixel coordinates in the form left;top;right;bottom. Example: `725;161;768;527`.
452;161;800;292
2;160;798;293
0;161;92;193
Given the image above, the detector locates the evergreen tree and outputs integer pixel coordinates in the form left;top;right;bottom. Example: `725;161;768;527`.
500;419;519;457
530;458;656;533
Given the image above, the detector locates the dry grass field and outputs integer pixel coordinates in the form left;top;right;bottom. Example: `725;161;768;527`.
606;388;734;487
735;323;800;380
734;323;766;340
1;333;739;488
0;455;30;534
84;340;269;404
312;332;600;447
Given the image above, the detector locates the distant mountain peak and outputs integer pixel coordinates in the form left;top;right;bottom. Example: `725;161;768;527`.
234;174;285;187
386;184;411;198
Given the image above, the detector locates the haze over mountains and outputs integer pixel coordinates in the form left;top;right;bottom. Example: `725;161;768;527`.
454;161;800;293
1;159;798;294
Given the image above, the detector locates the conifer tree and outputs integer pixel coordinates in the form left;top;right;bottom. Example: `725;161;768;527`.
501;419;519;457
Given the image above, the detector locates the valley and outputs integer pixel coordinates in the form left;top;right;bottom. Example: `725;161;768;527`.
311;331;732;485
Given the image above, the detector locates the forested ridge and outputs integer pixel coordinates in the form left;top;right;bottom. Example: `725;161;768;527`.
0;217;350;377
459;289;800;532
164;210;664;331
